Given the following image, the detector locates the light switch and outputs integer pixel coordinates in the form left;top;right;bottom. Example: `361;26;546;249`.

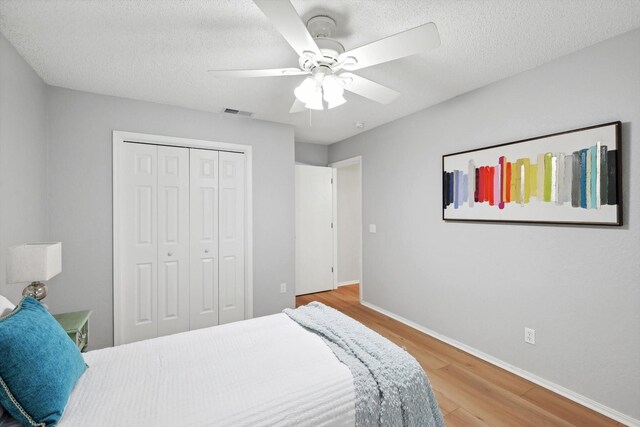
369;224;377;233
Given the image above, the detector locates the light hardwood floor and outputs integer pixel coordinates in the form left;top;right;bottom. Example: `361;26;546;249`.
296;285;623;427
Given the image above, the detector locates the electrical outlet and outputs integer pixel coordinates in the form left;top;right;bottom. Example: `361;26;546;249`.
280;283;287;294
524;327;536;345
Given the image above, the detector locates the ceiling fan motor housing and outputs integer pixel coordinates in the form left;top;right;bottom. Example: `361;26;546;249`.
302;15;345;68
307;15;337;38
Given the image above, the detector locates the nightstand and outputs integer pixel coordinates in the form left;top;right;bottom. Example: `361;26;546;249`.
53;310;92;352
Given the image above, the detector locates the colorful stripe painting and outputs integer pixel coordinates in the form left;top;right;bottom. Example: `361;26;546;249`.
442;122;621;225
443;144;616;209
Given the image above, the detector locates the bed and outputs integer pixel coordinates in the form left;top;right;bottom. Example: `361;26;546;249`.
0;301;443;427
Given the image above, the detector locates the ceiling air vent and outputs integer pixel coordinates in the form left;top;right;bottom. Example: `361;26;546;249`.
222;108;253;118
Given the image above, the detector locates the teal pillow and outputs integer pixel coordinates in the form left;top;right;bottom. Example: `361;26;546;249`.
0;296;86;427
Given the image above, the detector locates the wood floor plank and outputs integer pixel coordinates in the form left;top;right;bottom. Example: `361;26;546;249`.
295;285;621;427
433;364;573;427
521;386;625;427
434;389;459;416
371;326;450;372
446;408;491;427
452;358;536;397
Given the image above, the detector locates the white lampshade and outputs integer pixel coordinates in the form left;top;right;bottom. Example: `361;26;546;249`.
294;77;323;110
305;92;324;110
6;242;62;284
294;77;318;104
322;75;346;109
325;93;346;109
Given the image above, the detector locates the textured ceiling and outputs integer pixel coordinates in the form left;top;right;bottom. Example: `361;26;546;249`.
1;0;639;144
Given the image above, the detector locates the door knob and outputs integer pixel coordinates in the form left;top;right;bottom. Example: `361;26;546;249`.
168;252;173;257
204;249;209;254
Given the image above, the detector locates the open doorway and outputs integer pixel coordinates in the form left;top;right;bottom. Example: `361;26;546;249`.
330;157;362;300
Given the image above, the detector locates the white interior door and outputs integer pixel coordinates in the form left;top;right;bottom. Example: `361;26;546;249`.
295;165;334;295
157;146;190;337
120;143;158;344
218;151;245;324
190;149;220;330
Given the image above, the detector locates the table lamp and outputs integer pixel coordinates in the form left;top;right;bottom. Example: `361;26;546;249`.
6;242;62;301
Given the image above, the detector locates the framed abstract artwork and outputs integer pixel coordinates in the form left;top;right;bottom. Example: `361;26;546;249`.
442;122;622;225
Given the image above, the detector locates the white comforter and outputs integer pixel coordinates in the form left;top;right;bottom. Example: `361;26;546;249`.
58;313;355;427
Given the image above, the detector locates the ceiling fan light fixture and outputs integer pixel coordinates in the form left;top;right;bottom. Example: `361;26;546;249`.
322;75;346;109
294;77;319;103
324;88;346;109
304;93;324;110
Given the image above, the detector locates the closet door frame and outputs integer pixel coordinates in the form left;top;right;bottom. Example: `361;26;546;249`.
112;130;253;346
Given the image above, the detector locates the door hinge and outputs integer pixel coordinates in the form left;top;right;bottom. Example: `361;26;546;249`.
331;267;334;273
331;178;333;184
331;222;334;229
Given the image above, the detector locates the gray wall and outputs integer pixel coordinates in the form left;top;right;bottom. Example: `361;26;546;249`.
45;87;296;350
329;28;640;420
295;141;328;166
0;33;48;302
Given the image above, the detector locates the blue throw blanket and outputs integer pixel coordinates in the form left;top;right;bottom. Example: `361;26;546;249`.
284;302;445;427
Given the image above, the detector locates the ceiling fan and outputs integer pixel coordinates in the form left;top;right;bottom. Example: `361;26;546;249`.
208;0;440;113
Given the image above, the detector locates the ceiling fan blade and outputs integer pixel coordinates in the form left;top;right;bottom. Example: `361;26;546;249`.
208;68;307;78
338;23;440;71
341;73;400;104
254;0;321;57
289;98;307;113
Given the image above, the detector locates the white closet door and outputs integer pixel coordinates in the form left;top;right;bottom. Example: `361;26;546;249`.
189;149;220;330
157;146;190;337
218;151;245;324
120;143;158;344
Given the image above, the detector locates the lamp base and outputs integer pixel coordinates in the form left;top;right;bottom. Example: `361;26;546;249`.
22;281;48;301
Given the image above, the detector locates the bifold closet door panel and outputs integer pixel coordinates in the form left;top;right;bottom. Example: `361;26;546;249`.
120;143;159;344
157;146;190;337
218;151;245;325
189;149;220;330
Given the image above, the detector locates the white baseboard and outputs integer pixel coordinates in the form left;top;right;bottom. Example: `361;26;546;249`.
337;280;359;287
361;300;638;427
